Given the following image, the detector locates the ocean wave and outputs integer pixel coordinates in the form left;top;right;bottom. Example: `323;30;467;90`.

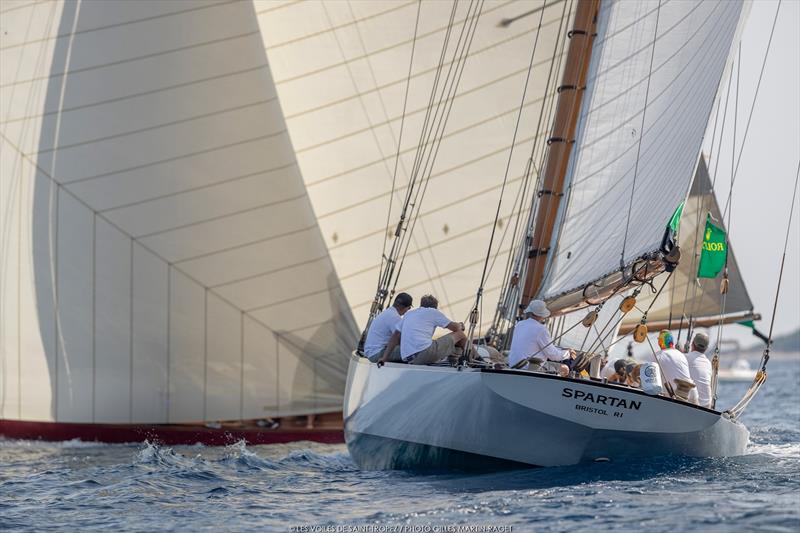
220;440;281;470
275;448;358;472
133;440;208;469
130;440;357;477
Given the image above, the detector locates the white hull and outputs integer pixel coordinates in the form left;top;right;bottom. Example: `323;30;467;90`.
343;353;748;470
718;359;757;382
717;371;757;383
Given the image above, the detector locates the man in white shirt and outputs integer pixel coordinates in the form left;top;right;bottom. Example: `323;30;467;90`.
654;330;697;403
685;332;713;408
508;300;574;375
378;294;465;366
363;293;413;362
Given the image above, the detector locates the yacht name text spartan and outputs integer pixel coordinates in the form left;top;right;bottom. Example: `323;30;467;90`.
562;388;642;410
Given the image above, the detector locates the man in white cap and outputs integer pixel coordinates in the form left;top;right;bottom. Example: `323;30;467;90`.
685;331;713;408
508;299;574;375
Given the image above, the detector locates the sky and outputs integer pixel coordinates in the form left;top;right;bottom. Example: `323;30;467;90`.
699;0;800;348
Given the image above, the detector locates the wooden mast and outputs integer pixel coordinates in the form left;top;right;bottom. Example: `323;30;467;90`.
522;0;600;307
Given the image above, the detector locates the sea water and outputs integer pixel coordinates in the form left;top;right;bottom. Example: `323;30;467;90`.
1;357;798;532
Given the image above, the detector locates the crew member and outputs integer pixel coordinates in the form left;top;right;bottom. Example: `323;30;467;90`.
363;292;413;363
601;342;637;380
379;294;466;365
508;300;574;375
654;329;697;403
685;332;713;408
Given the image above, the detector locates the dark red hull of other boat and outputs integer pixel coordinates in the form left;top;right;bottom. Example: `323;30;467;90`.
0;418;344;446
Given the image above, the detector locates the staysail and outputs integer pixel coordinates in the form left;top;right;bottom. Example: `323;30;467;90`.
619;155;756;334
537;0;747;308
0;0;356;423
256;0;577;332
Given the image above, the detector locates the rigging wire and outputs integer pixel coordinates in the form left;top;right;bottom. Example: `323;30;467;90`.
620;0;662;269
491;0;572;338
465;0;549;350
400;0;479;238
390;0;485;300
674;72;727;342
760;161;800;372
721;0;783;219
339;0;451;309
682;39;736;342
687;0;781;346
379;0;422;285
365;0;462;326
403;1;459;207
729;161;799;418
711;42;740;355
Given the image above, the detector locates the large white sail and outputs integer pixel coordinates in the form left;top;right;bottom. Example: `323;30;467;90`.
0;0;355;423
539;0;746;302
620;155;755;332
255;0;576;332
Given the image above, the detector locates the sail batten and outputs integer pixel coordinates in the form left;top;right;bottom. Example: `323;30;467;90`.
538;0;746;305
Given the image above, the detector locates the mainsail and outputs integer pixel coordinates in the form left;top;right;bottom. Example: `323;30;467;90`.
537;0;747;307
0;0;356;423
619;155;756;334
256;0;577;332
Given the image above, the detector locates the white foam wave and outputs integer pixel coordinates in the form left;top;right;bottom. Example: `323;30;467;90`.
746;441;800;459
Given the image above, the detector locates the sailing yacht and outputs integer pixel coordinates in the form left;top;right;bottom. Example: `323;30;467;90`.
343;0;766;469
0;0;362;443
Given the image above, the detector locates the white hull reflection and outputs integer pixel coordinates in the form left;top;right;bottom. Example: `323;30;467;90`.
343;353;748;470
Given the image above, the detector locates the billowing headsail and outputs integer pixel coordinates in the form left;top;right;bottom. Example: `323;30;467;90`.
0;0;355;423
619;156;756;334
538;0;747;307
255;0;577;331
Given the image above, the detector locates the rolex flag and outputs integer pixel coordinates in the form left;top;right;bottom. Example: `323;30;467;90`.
697;214;727;278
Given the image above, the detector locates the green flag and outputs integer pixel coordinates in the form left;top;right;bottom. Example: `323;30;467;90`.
697;214;726;278
668;201;685;234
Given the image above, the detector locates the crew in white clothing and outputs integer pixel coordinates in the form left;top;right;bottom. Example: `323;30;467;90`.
378;294;466;366
685;331;713;408
508;300;573;374
363;292;413;362
654;330;697;403
600;342;636;379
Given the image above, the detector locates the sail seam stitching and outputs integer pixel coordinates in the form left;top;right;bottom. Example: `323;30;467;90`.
0;30;261;90
0;0;239;52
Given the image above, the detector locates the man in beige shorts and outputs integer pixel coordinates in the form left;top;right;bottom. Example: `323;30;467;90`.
378;294;466;366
